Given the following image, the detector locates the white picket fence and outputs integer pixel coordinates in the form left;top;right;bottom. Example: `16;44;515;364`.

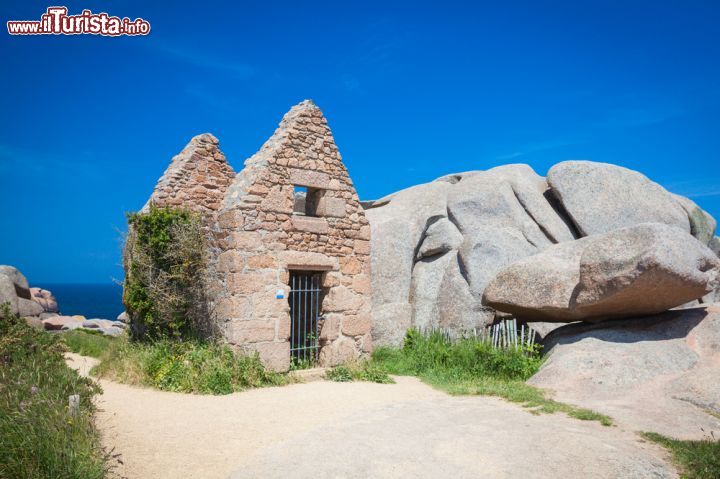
417;318;537;352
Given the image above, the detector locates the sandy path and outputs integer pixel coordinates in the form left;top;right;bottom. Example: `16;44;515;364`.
65;353;676;479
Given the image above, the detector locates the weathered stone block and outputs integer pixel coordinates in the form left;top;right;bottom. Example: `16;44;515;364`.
247;341;291;372
280;251;338;271
228;272;269;294
252;291;290;318
322;271;342;288
318;337;356;367
341;313;372;337
288;168;336;189
353;239;370;255
214;296;252;321
260;185;293;213
223;231;262;250
247;254;277;269
319;313;341;341
316;197;346;217
218;251;245;273
322;285;364;312
290;215;328;234
277;315;291;341
360;332;373;353
340;256;362;275
358;225;371;241
229;320;276;344
218;210;244;229
351;274;371;295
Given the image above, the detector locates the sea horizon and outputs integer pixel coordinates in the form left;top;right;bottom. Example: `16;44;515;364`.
37;282;124;320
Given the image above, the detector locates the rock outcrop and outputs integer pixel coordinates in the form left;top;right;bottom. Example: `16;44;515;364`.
528;305;720;439
546;161;691;237
30;287;59;313
483;223;719;322
0;265;31;300
367;161;719;345
0;273;19;314
0;264;124;337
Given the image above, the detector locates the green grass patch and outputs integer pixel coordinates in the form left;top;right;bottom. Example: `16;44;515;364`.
85;336;288;394
0;305;106;479
369;329;612;426
642;431;720;479
327;361;394;384
63;330;114;358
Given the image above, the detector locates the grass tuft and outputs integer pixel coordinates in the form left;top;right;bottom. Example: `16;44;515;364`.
642;431;720;479
63;330;114;358
327;361;394;384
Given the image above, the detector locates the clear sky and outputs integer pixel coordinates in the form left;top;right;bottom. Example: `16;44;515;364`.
1;0;719;284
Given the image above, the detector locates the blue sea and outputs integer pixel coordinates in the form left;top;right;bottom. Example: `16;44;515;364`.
38;283;124;320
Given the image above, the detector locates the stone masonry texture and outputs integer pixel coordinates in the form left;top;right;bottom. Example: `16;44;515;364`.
141;101;372;371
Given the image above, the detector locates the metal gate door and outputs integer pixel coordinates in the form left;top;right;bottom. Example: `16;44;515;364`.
288;271;322;367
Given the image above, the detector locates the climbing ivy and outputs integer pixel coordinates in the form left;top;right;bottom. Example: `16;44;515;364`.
123;205;212;340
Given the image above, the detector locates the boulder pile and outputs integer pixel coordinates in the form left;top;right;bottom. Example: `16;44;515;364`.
366;160;720;345
366;159;720;436
0;265;126;336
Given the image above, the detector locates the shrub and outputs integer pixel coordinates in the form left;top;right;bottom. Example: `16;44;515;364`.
0;304;106;479
123;205;213;340
92;338;287;394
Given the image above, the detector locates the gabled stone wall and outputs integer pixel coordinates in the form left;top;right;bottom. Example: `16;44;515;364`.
213;101;371;371
139;101;372;372
143;133;235;216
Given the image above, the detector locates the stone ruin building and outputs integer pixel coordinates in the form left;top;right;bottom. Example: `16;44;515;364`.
141;100;372;371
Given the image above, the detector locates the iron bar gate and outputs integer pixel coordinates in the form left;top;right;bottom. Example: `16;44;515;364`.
289;271;322;367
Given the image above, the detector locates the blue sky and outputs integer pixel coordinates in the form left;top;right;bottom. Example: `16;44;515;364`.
1;0;719;283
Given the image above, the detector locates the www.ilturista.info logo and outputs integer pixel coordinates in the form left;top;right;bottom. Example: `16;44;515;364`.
7;6;150;36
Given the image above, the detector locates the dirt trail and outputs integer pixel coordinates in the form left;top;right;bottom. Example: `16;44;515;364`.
66;353;677;479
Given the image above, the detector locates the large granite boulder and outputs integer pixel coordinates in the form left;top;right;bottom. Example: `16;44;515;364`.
711;236;720;255
18;297;45;318
0;274;19;314
484;223;719;322
30;287;59;313
546;161;690;238
672;194;717;245
366;181;451;345
528;305;720;438
368;160;719;344
0;265;31;299
367;165;578;345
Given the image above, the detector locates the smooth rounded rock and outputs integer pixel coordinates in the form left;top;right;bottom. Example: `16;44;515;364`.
484;223;720;322
547;161;690;237
18;297;45;318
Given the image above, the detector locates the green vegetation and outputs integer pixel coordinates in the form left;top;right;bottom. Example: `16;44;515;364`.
327;361;394;384
123;205;212;340
0;305;106;479
63;330;113;359
369;328;612;426
63;330;287;395
642;431;720;479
